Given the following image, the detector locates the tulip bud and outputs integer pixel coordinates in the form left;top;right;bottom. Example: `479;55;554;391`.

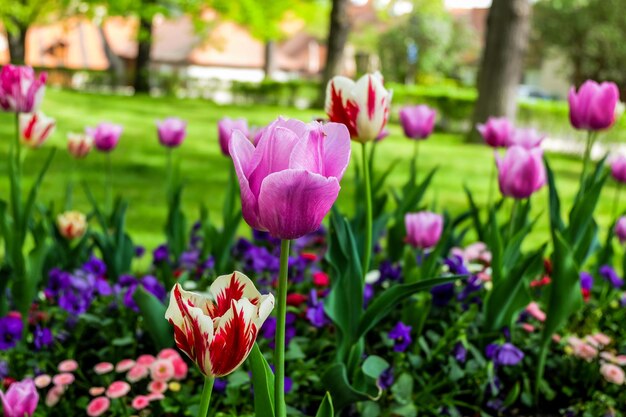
218;118;248;156
569;80;620;131
157;117;187;148
87;122;123;152
19;112;55;148
0;65;47;113
0;379;39;417
506;128;545;149
67;133;93;159
57;211;87;240
477;117;514;148
615;216;626;244
325;72;392;143
165;272;274;377
496;146;546;199
399;105;436;140
405;211;443;250
611;155;626;184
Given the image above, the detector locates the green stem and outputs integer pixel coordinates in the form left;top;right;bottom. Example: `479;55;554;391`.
274;239;290;417
166;148;173;200
105;152;113;215
580;131;595;194
487;159;495;210
612;183;622;219
508;199;519;242
362;142;373;275
413;140;420;183
535;340;550;405
197;376;215;417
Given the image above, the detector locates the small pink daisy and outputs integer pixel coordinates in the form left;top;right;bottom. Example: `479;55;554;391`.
87;397;111;417
131;395;150;410
94;362;114;375
127;364;149;383
136;354;156;366
148;380;167;394
157;348;181;360
45;385;65;407
147;392;165;402
52;373;75;386
58;359;78;372
34;374;52;389
172;357;188;380
150;359;174;382
115;359;136;373
106;381;131;399
89;387;106;396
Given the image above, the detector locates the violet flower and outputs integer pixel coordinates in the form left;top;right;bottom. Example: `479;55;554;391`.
388;321;412;352
0;315;23;350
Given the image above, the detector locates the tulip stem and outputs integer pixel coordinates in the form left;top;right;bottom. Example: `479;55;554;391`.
274;238;290;417
105;153;113;216
412;140;420;183
580;131;596;194
14;112;21;164
613;183;622;219
362;142;373;275
487;159;495;209
197;376;214;417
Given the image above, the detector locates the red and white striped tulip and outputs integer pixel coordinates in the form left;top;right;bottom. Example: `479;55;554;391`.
19;112;55;148
67;133;93;159
57;211;87;240
165;272;274;377
325;72;392;143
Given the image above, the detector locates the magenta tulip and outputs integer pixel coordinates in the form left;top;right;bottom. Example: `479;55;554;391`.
496;146;546;199
477;117;514;148
506;128;545;149
325;73;391;143
0;65;47;113
87;123;123;152
157;117;187;148
399;105;436;140
615;216;626;244
0;379;39;417
229;117;351;239
218;118;248;156
611;155;626;184
568;80;620;131
405;211;444;250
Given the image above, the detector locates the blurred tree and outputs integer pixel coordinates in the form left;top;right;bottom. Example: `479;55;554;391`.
533;0;626;93
320;0;350;89
468;0;531;142
0;0;63;64
213;0;327;79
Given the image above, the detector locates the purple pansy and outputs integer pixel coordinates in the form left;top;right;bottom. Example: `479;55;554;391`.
388;321;412;352
0;315;23;350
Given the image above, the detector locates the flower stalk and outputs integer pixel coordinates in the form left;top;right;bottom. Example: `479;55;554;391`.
197;376;214;417
362;142;373;276
274;239;291;417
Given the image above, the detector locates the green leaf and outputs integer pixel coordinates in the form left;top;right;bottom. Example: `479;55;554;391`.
321;363;372;412
133;286;173;350
315;392;334;417
361;356;389;380
247;344;275;417
356;275;462;339
391;373;414;405
463;185;485;242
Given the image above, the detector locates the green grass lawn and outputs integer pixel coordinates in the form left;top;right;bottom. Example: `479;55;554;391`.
0;88;620;251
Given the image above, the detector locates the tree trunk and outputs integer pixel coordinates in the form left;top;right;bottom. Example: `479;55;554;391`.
133;16;152;94
318;0;350;104
468;0;531;142
97;23;126;87
263;40;276;80
7;25;28;65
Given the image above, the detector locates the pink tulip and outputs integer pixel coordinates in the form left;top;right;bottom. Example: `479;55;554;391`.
405;211;444;250
496;146;546;199
0;65;47;113
157;117;187;148
165;272;274;377
86;396;110;417
600;363;625;385
615;216;626;244
67;133;93;159
218;117;248;156
477;117;514;148
325;72;391;143
569;80;620;131
229;117;351;239
19;112;55;148
399;105;436;140
611;155;626;183
506;128;545;149
0;379;39;417
87;122;123;152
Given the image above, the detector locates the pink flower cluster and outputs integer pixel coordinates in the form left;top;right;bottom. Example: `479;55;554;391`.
33;359;78;407
566;333;626;385
85;348;189;416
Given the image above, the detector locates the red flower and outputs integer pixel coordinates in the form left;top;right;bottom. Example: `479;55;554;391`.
165;272;274;377
312;271;330;287
286;293;308;307
300;252;318;262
